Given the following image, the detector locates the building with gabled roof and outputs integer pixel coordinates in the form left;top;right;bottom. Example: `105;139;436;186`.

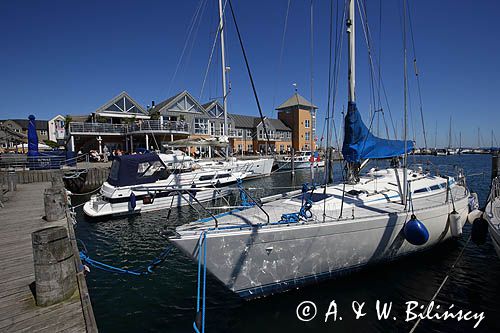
276;93;317;151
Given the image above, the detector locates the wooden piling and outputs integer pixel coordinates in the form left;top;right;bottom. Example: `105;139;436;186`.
32;226;77;307
44;187;67;222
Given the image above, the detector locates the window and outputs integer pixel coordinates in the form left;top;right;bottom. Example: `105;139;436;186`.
279;144;284;153
429;184;441;191
138;161;164;177
194;118;209;134
247;144;253;152
236;129;243;137
246;129;252;138
210;122;215;136
199;174;215;181
237;144;242;151
305;119;310;128
40;130;47;135
109;160;121;181
305;131;310;141
414;188;428;194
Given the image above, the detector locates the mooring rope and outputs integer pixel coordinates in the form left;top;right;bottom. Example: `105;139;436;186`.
408;234;471;333
78;240;174;276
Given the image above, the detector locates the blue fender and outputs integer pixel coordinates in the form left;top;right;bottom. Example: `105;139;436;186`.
403;215;429;246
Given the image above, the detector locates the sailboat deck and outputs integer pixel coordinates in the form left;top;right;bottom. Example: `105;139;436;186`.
177;172;468;233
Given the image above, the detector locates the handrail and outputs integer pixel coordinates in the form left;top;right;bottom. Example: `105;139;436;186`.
175;189;220;228
237;186;270;224
68;120;189;135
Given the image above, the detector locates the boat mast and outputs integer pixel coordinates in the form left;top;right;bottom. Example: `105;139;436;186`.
402;0;408;207
347;0;355;104
448;116;452;150
346;0;358;183
218;0;229;158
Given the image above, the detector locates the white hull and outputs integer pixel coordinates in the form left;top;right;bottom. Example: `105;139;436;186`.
84;187;231;217
84;167;244;218
276;160;325;170
196;158;274;179
485;198;500;258
170;169;469;298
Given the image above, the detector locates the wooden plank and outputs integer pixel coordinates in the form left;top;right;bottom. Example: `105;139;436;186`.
0;182;95;332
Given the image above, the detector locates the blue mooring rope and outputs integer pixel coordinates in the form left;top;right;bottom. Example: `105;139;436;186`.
78;240;174;276
193;232;207;333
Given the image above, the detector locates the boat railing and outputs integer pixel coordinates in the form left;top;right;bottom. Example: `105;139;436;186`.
237;186;270;224
177;189;220;228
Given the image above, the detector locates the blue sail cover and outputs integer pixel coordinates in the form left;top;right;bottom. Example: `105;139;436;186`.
27;115;39;157
342;102;413;162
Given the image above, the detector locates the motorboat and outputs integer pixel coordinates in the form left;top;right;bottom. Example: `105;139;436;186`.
275;151;325;170
83;153;246;218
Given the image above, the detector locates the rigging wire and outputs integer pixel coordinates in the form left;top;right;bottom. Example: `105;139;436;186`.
199;0;227;100
227;0;273;155
167;0;207;96
322;0;336;220
310;0;315;150
272;0;292;115
357;0;397;140
407;0;428;149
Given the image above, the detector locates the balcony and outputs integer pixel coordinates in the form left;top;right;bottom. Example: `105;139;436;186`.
129;120;189;134
68;122;127;135
68;120;190;136
257;134;291;141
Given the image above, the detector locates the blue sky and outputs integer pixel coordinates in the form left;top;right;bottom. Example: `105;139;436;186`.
1;0;499;148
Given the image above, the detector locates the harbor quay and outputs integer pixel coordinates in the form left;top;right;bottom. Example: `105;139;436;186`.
0;178;97;332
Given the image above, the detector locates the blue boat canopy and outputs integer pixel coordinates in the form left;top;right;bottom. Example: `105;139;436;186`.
342;102;414;163
107;154;167;187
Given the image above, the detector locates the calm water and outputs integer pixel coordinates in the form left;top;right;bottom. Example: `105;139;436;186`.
73;154;500;332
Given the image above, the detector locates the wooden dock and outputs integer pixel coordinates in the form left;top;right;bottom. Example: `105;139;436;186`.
0;182;97;332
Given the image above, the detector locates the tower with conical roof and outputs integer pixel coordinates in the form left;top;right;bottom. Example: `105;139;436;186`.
276;93;317;152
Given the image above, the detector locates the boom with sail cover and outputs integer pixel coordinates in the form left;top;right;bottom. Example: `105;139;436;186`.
342;102;414;163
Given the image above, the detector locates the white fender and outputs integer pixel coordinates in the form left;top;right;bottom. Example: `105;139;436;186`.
467;209;483;224
449;211;462;237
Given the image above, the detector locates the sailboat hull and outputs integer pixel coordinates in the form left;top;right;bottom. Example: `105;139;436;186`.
171;193;468;298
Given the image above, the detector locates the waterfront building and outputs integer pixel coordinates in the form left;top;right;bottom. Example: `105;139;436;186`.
63;90;313;156
47;115;66;144
276;93;317;152
0;119;48;150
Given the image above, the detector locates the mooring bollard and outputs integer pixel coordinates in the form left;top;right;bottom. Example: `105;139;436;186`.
51;171;65;189
44;187;67;221
7;168;17;192
32;226;77;306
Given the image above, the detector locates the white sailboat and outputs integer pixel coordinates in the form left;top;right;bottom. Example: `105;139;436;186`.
168;0;470;299
485;177;500;258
